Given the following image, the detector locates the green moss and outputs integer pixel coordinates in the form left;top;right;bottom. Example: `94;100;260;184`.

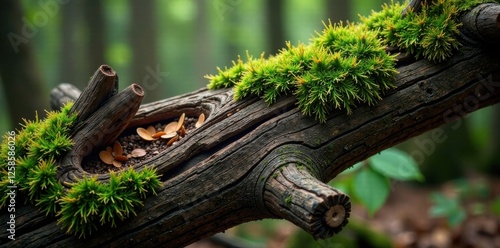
0;102;162;238
285;196;292;206
207;0;497;122
362;0;499;62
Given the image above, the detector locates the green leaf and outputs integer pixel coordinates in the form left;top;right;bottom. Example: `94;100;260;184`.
369;148;424;181
353;167;389;215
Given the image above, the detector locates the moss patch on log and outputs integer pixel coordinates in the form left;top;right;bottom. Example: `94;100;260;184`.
0;103;161;238
206;0;499;122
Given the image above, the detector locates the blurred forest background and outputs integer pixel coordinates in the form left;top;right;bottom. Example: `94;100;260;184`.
1;0;499;247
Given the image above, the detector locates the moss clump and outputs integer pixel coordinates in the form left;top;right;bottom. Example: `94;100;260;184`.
57;167;160;238
0;104;76;208
361;0;499;62
0;103;161;238
207;23;397;122
207;0;497;122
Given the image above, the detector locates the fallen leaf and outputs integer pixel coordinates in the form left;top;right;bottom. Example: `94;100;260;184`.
167;135;179;146
162;122;178;138
146;126;156;135
113;141;123;156
195;113;205;128
179;125;186;137
114;155;128;162
99;151;114;165
131;148;147;157
152;131;166;139
137;127;156;141
112;160;122;168
176;113;185;131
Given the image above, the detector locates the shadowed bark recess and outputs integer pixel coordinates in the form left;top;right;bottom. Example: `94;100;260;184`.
1;3;499;248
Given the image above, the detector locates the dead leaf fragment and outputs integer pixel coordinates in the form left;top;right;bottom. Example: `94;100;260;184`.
167;135;179;146
176;113;185;131
179;125;186;137
99;150;114;165
113;141;123;156
112;160;122;168
152;131;166;139
99;141;128;167
114;155;128;162
137;127;155;141
131;148;147;158
162;122;178;138
195;113;205;128
146;126;156;135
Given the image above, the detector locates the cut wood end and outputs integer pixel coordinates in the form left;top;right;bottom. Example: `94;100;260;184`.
100;64;116;76
324;205;346;228
131;83;145;96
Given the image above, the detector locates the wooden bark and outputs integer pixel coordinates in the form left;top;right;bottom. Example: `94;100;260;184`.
1;3;500;248
70;64;119;124
58;83;144;182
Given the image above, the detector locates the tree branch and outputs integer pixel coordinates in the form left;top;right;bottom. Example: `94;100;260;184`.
2;3;500;248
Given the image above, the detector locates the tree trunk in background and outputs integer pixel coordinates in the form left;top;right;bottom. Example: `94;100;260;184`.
490;105;500;175
195;0;212;89
130;0;162;103
84;0;106;84
222;4;239;65
265;0;285;55
326;0;351;23
0;0;48;130
59;0;83;89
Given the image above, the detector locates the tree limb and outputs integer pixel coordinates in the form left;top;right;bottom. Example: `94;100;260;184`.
1;3;499;248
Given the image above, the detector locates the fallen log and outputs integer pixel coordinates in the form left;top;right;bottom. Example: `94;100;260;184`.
1;3;499;247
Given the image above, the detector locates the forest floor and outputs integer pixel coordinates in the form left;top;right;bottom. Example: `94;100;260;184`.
188;173;500;248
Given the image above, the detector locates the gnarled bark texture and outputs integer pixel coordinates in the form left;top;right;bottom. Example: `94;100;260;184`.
1;3;500;248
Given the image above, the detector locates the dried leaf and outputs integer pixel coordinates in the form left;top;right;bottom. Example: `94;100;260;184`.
99;151;114;165
152;131;166;139
113;141;123;156
179;125;186;137
162;122;178;138
114;155;128;162
161;132;177;139
176;113;185;131
137;127;155;141
146;126;156;135
131;148;147;157
195;113;205;128
112;160;122;168
106;147;113;153
167;135;179;146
